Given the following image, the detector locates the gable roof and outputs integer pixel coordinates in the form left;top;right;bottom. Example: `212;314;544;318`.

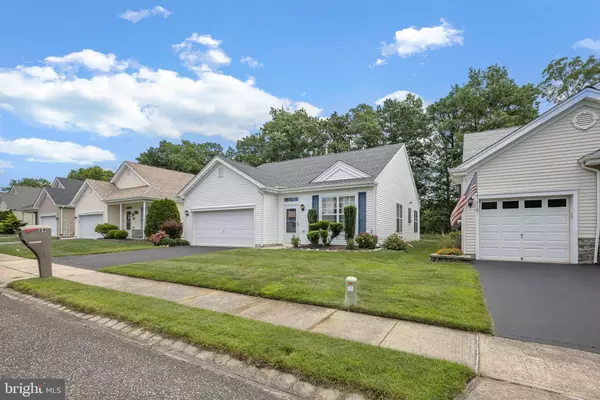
462;127;520;161
451;86;600;175
0;186;42;211
43;178;84;206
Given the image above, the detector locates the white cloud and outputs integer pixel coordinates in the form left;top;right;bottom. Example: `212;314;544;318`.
45;50;128;72
0;46;321;141
118;6;172;23
0;138;116;165
294;102;323;116
0;160;14;173
240;56;263;69
573;38;600;54
173;33;231;73
375;90;428;107
375;18;463;66
370;58;387;69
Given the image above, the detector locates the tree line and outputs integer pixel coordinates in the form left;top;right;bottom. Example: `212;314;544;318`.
6;55;600;232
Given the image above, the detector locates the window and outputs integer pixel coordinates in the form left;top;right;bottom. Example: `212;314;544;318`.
321;196;356;224
524;200;542;208
548;198;567;208
408;207;412;223
481;202;497;210
286;208;297;233
284;197;298;203
414;210;419;233
396;204;403;233
502;201;519;209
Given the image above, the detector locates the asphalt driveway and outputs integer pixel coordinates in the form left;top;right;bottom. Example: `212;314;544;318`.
474;260;600;353
55;246;232;270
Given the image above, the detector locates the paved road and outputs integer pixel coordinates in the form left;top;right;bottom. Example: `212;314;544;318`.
55;246;232;270
0;293;286;400
475;260;600;353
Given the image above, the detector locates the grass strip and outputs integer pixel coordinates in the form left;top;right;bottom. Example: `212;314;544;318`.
0;239;153;259
9;277;474;400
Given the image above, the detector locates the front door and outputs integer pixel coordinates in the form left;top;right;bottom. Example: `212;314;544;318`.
284;207;298;244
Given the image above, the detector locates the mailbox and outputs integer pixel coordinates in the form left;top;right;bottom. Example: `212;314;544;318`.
18;225;53;278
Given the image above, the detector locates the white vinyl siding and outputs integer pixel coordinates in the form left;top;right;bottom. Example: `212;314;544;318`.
462;102;600;255
262;193;279;244
183;163;263;246
374;146;420;241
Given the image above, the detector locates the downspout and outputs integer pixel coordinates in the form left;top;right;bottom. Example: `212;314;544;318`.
580;163;599;264
60;206;63;236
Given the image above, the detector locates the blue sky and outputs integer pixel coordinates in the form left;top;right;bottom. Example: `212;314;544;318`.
1;0;599;187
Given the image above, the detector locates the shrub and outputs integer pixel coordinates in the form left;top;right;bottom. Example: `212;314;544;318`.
149;230;168;246
440;231;461;249
114;230;128;239
329;222;343;242
95;223;119;238
307;230;320;246
291;235;300;248
319;229;329;246
307;209;318;224
308;222;320;231
355;232;378;249
160;238;189;246
160;219;183;239
106;229;117;239
160;238;175;246
435;247;463;256
145;198;180;237
381;233;411;251
345;238;356;250
343;205;356;241
0;211;27;234
317;220;329;230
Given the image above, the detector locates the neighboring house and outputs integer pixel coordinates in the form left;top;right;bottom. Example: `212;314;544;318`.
179;144;420;248
0;186;43;225
71;162;193;239
450;84;600;264
31;178;84;237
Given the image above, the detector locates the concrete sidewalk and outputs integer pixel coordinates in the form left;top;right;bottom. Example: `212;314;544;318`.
1;254;599;400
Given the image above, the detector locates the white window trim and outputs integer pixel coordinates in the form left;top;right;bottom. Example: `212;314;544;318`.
396;203;403;233
320;194;357;225
414;209;419;233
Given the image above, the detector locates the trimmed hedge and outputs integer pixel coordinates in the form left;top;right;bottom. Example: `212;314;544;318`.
95;223;119;238
106;229;128;239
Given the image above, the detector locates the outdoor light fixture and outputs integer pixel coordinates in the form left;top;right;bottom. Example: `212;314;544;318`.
300;204;305;211
467;197;474;208
185;210;189;217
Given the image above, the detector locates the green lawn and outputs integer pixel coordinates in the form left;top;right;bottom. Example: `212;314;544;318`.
0;234;18;243
9;278;474;400
102;239;493;333
0;239;153;259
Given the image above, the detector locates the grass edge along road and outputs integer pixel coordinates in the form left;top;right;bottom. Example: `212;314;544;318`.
0;239;153;259
9;278;474;400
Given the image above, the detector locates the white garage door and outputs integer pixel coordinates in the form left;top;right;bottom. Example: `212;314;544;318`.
479;198;570;263
78;213;104;239
193;209;254;247
39;215;57;237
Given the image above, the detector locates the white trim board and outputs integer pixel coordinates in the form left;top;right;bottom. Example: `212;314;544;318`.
38;213;57;218
110;162;150;187
312;161;370;183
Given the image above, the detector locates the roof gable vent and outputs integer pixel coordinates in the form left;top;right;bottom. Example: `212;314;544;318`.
572;110;598;130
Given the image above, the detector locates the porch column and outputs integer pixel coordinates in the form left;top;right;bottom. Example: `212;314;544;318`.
142;201;146;239
119;204;123;229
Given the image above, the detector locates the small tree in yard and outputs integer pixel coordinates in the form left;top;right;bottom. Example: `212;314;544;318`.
0;211;26;234
343;205;356;241
95;223;119;238
145;198;181;237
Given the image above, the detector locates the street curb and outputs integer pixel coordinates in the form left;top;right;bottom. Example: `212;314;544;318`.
3;289;366;400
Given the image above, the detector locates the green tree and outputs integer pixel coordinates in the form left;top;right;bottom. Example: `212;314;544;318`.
145;198;181;237
348;104;383;149
539;55;600;104
425;65;539;232
2;178;51;192
322;111;352;154
67;166;114;181
137;140;224;174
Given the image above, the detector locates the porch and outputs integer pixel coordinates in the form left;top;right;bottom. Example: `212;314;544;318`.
107;201;151;239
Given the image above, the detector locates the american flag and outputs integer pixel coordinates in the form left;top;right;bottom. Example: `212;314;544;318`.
450;173;477;228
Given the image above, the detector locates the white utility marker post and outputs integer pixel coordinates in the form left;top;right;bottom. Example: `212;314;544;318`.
345;276;358;307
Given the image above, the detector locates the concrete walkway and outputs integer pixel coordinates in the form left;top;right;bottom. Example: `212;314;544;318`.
1;254;600;400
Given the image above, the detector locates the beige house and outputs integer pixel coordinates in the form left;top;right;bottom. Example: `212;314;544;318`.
72;162;193;239
31;178;84;237
450;84;600;264
0;186;42;225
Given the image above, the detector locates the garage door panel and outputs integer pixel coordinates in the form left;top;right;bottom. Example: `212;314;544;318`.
40;216;57;236
78;214;103;239
193;209;254;247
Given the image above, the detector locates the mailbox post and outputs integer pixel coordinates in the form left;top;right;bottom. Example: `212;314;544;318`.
18;225;53;278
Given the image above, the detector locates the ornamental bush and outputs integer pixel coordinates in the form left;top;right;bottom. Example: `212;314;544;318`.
318;220;330;230
307;230;320;246
343;205;356;241
160;219;183;239
145;198;180;237
114;230;128;239
355;232;378;249
319;229;329;246
149;230;168;246
381;232;411;251
329;222;343;242
291;235;300;248
308;222;320;231
159;237;189;246
307;209;318;224
345;238;356;250
95;223;119;238
0;211;27;234
106;229;117;239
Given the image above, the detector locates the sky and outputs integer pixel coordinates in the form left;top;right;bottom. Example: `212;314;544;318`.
1;0;599;187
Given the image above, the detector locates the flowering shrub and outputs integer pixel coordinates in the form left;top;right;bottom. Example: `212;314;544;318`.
355;232;378;249
149;230;169;246
381;232;412;251
435;247;463;256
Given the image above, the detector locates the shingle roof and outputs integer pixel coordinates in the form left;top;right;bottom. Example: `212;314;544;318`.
224;144;404;188
44;178;84;205
462;127;520;161
0;186;43;211
86;162;194;201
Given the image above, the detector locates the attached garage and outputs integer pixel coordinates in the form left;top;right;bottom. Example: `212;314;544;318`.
193;208;254;247
78;213;104;239
479;197;570;263
39;215;58;237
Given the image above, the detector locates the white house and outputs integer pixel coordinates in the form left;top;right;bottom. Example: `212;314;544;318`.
71;162;193;239
178;144;420;247
450;84;600;264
